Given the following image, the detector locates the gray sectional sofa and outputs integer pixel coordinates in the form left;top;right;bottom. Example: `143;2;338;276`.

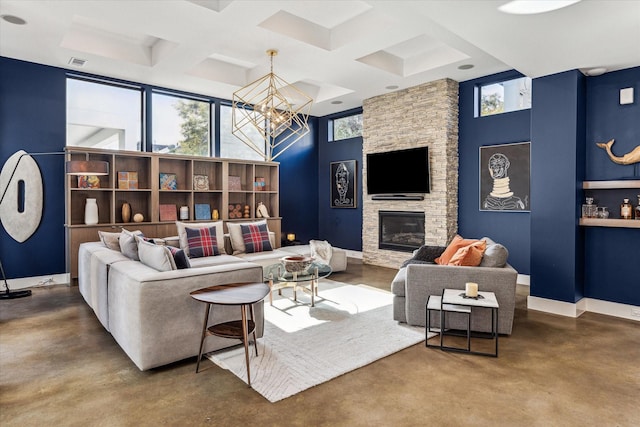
78;224;347;371
391;237;518;335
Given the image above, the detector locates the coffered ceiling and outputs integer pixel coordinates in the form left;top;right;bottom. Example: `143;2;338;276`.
0;0;638;116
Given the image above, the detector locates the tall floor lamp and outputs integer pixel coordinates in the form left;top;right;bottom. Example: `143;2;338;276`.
0;150;108;299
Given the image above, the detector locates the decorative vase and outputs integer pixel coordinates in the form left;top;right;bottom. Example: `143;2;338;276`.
180;206;189;220
121;202;131;223
212;209;219;220
84;198;98;225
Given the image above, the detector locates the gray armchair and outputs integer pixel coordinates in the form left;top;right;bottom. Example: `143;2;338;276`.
391;239;518;335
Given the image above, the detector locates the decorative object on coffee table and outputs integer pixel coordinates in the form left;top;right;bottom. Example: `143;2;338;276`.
281;256;313;273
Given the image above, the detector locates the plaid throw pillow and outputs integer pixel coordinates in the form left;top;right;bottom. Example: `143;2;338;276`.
166;246;191;269
186;226;220;258
241;223;272;253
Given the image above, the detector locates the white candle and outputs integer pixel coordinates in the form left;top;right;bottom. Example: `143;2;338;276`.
465;282;478;297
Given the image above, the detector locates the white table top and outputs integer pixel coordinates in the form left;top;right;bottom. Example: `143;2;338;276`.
442;289;499;309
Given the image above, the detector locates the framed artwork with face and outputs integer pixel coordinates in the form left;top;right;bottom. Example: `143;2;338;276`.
330;160;357;208
479;142;530;212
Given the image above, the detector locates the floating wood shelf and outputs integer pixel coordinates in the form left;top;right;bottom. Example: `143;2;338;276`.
582;180;640;189
579;218;640;228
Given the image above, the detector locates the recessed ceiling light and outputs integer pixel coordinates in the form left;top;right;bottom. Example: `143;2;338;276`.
385;85;399;90
458;64;474;70
1;14;27;25
498;0;581;15
331;100;343;105
584;67;607;76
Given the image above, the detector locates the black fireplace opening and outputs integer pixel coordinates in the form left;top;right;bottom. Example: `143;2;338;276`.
378;211;425;252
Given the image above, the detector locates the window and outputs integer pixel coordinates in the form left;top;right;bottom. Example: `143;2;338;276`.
330;113;363;141
219;104;265;161
152;92;210;156
479;77;532;117
66;78;142;150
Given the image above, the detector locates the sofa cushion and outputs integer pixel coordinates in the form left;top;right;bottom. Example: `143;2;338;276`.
119;229;143;260
166;246;191;269
435;235;482;266
176;221;224;256
241;222;273;253
98;231;121;251
136;236;176;271
227;219;268;255
448;240;486;266
401;245;446;267
391;267;406;297
480;237;509;268
186;226;220;258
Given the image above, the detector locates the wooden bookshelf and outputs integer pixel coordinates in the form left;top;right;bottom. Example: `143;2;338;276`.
65;147;280;278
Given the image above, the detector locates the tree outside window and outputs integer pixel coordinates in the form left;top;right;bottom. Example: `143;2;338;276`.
152;93;210;156
332;114;363;141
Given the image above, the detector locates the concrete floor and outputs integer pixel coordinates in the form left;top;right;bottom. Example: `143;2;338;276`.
1;262;639;427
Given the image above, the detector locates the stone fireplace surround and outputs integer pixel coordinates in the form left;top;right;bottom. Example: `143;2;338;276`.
362;79;459;269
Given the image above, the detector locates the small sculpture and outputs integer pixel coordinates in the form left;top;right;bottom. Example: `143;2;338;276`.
596;139;640;165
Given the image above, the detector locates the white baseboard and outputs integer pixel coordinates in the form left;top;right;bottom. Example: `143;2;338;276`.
528;295;639;321
3;273;70;290
345;250;363;259
517;274;530;286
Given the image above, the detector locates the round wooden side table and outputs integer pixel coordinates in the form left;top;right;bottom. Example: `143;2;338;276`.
190;282;269;387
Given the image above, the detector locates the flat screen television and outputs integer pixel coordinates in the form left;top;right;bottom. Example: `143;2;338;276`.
366;146;430;195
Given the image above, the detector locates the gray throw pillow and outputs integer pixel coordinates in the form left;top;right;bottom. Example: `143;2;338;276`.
98;231;121;251
479;242;509;268
136;236;176;271
119;229;143;261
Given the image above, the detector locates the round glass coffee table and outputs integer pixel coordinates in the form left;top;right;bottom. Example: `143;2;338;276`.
263;261;332;307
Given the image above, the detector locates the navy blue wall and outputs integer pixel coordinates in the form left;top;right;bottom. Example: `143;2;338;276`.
458;70;531;274
317;108;363;251
530;70;586;303
583;67;640;306
278;118;319;245
0;57;67;278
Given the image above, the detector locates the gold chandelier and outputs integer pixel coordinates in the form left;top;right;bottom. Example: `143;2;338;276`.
232;49;313;161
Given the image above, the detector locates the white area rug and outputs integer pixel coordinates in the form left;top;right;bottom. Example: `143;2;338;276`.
206;280;429;402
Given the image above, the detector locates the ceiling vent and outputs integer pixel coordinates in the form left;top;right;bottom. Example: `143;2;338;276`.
68;57;87;67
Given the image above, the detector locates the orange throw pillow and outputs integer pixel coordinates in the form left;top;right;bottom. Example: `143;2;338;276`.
448;240;487;266
435;235;481;265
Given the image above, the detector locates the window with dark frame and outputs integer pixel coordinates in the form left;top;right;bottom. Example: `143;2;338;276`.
329;113;363;141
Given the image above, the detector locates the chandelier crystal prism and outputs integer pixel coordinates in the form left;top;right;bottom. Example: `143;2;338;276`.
232;49;313;161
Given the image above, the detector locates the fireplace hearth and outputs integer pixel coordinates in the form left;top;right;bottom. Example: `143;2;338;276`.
378;211;425;252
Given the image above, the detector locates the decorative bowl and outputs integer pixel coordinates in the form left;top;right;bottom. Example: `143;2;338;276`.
280;256;313;273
